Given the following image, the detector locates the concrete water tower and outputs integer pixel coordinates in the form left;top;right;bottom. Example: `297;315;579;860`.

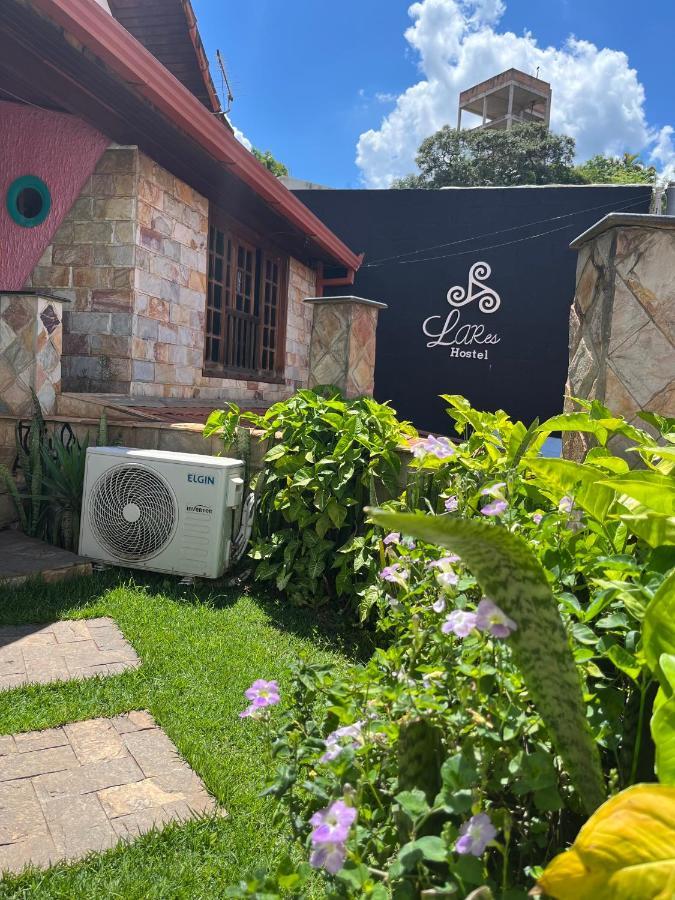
457;68;551;132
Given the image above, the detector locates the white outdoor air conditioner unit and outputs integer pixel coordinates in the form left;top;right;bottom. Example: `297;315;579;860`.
79;447;245;578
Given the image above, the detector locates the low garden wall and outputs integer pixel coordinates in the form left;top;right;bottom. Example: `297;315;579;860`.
0;413;413;527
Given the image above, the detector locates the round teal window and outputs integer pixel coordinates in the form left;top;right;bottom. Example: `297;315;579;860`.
6;175;51;228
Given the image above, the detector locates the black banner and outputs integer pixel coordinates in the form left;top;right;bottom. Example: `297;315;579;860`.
294;185;651;434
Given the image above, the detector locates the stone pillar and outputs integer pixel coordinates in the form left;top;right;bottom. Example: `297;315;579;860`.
565;213;675;461
0;292;63;415
303;295;387;398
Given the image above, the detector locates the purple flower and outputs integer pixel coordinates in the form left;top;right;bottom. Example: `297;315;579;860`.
379;563;408;583
442;609;478;638
239;679;280;718
481;482;506;498
481;499;508;517
432;597;446;614
436;570;459;589
455;813;497;856
383;532;400;546
475;598;517;638
444;495;459;512
320;722;363;763
411;435;455;460
401;536;416;550
567;509;585;533
310;841;347;874
532;512;543;525
428;554;461;569
558;495;574;513
310;799;357;846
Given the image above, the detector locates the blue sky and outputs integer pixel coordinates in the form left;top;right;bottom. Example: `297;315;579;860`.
193;0;675;188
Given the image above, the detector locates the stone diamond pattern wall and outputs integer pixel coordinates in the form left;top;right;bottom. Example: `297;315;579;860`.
565;224;675;460
307;300;381;399
0;295;62;415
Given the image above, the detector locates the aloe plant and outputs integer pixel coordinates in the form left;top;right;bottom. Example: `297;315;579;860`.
368;509;606;815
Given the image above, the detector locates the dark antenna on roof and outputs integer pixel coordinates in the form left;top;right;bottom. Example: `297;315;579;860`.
535;66;540;79
216;50;234;115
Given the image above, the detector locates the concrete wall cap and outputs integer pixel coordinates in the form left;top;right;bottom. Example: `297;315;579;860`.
303;295;388;309
570;212;675;249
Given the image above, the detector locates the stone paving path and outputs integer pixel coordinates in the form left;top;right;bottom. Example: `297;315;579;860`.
0;712;223;873
0;618;140;691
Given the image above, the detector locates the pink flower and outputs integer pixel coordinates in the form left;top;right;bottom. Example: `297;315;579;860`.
383;532;400;545
410;435;455;460
320;722;364;763
310;842;347;874
379;563;408;583
436;570;459;589
239;679;280;718
481;499;508;516
475;598;517;638
455;812;497;856
480;482;506;498
442;609;478;637
558;495;574;513
444;495;459;512
532;512;543;525
310;799;357;845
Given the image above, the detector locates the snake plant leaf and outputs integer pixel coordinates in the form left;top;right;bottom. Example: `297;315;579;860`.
525;458;617;523
642;570;675;687
537;784;675;900
367;510;605;814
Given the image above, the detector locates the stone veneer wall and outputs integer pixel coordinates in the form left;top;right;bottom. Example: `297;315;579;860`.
26;146;137;393
0;295;62;415
28;146;316;403
565;215;675;460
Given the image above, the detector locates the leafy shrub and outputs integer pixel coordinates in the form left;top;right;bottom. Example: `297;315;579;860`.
204;389;415;607
229;396;674;897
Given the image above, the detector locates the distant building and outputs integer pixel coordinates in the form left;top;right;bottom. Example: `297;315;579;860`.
457;68;551;132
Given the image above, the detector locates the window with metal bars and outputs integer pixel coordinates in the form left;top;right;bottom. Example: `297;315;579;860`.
205;220;287;380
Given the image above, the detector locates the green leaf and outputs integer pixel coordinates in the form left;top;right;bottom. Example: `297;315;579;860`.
412;835;447;862
605;644;642;682
652;658;675;785
367;510;606;815
598;472;675;516
618;508;675;548
526;458;617;523
642;570;675;686
395;789;430;822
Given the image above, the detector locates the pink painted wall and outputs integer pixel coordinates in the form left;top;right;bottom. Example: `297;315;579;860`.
0;101;109;290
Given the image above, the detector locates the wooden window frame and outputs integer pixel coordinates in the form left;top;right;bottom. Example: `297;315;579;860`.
204;210;289;383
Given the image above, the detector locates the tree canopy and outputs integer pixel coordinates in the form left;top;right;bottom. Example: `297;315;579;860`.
393;123;656;188
252;148;289;177
574;152;655;185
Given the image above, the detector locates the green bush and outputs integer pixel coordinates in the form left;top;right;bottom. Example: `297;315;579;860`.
204;389;416;608
227;397;674;898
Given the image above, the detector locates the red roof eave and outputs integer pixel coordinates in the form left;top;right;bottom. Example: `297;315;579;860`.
29;0;362;273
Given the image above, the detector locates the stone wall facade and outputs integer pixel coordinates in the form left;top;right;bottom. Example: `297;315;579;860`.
28;145;316;404
305;296;386;398
0;294;63;415
565;214;675;460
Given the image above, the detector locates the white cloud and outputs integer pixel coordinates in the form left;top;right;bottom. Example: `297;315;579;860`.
356;0;674;187
230;121;253;151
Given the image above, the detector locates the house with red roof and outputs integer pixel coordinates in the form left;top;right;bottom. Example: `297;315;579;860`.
0;0;362;412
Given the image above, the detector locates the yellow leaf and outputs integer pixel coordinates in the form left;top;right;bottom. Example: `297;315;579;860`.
537;784;675;899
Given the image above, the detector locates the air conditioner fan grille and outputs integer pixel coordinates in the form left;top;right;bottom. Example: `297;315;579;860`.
89;464;177;561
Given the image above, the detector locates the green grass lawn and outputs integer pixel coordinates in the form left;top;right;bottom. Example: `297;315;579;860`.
0;570;359;899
